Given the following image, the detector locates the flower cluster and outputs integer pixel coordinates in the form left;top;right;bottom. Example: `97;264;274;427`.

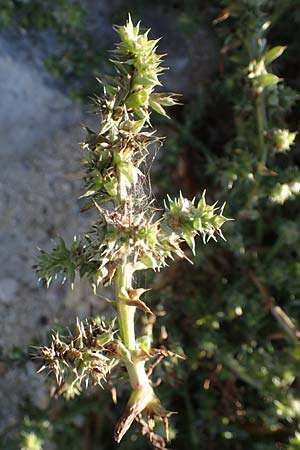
80;15;179;210
270;180;300;204
163;192;229;254
38;318;116;398
248;45;286;94
271;128;297;153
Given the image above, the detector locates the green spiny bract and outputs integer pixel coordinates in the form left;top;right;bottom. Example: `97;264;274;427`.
164;192;229;254
36;15;229;446
37;318;117;398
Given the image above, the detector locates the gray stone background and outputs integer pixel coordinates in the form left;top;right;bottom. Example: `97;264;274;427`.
0;1;217;442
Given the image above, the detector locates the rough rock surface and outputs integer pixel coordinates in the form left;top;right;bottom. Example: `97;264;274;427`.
0;33;108;436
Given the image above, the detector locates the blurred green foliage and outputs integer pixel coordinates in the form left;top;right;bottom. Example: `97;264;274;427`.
2;1;300;449
158;2;300;450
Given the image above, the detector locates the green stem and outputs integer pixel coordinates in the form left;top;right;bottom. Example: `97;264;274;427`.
256;91;267;165
113;260;153;442
255;91;267;245
115;151;136;352
117;170;128;204
114;156;152;392
115;264;152;390
115;264;135;350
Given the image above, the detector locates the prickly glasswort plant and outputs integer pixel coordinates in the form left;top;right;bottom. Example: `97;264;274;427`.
36;16;229;447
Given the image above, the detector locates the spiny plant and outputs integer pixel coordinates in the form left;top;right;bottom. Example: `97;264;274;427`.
150;2;300;449
171;1;300;448
216;0;298;206
35;15;229;447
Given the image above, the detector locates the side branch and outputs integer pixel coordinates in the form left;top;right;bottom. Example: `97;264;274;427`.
248;270;300;342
